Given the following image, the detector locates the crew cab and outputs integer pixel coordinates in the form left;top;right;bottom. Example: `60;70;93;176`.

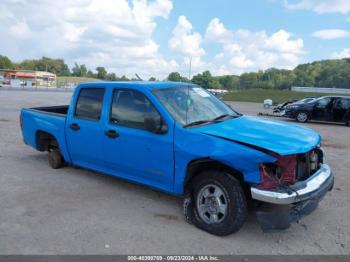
285;96;350;125
20;82;334;235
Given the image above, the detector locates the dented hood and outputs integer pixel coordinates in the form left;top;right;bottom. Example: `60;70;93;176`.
195;116;321;156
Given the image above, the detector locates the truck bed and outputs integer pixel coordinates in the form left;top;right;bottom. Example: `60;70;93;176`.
28;105;69;116
21;105;71;163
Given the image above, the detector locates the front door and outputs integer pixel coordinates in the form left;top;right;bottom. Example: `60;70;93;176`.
312;97;333;121
100;88;175;192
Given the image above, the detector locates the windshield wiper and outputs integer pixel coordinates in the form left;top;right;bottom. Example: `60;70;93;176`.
213;114;232;121
184;114;241;128
183;120;214;128
212;114;240;121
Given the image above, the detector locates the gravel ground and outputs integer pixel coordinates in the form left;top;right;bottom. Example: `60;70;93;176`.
0;90;349;255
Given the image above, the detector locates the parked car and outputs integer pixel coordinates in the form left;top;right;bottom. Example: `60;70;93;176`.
273;97;316;116
20;82;334;235
272;100;297;115
285;96;350;125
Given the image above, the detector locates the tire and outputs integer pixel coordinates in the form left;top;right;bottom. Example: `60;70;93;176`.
48;150;64;169
295;111;309;123
183;170;247;236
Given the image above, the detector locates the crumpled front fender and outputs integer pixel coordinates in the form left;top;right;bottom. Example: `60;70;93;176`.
173;126;275;195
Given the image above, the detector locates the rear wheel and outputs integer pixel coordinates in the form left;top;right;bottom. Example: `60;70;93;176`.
48;150;64;169
184;170;247;236
296;111;309;123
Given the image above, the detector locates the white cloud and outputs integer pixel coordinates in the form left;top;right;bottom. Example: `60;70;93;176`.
312;29;350;40
205;18;304;74
331;48;350;59
205;18;233;43
285;0;350;14
169;15;207;75
9;20;32;39
169;16;205;58
0;0;177;78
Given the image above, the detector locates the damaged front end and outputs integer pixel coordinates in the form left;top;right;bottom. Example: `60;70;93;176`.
251;147;334;231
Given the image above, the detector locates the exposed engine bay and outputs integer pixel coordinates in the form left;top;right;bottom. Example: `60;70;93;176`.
258;147;324;190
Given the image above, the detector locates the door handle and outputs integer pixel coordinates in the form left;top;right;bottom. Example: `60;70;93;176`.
70;123;80;131
105;129;119;138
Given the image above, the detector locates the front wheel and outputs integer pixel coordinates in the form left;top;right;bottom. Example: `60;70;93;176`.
296;111;309;123
184;170;247;236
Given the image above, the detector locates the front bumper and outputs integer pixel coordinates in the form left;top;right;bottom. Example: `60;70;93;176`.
251;164;333;205
284;109;296;118
250;164;334;231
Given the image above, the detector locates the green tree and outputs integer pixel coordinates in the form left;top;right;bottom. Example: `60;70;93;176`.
120;75;129;81
149;77;157;81
191;71;221;89
72;63;88;77
106;73;117;81
0;55;15;69
20;59;36;70
21;57;67;75
79;64;88;77
87;70;96;78
239;72;259;89
217;75;240;89
167;72;188;82
96;67;107;80
60;64;71;76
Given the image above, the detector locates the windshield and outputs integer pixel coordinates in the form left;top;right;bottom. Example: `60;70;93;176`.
152;86;239;127
298;98;316;103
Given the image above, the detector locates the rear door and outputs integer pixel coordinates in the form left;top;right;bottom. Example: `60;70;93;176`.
66;87;106;168
100;88;175;192
332;98;350;122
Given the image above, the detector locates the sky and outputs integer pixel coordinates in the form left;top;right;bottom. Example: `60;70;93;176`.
0;0;350;79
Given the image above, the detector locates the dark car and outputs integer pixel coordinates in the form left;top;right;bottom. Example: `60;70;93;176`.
285;96;350;126
273;97;316;115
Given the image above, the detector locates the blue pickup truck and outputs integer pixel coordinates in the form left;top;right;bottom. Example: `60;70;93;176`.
20;82;334;235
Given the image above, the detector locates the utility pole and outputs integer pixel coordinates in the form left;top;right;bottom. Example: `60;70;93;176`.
188;56;192;80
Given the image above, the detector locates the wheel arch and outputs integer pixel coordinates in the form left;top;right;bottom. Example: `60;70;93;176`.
35;130;59;152
184;158;247;194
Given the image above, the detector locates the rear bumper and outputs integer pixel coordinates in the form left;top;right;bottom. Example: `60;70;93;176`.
251;164;333;205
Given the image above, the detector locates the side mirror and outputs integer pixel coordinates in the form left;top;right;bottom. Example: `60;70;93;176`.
144;117;167;134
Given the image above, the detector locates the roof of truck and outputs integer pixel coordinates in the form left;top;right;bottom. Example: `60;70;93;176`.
77;81;197;90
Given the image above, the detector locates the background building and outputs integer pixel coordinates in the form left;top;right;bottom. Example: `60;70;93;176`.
0;69;56;88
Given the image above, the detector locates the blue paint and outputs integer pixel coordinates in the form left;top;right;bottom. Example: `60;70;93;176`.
21;82;321;196
195;116;321;156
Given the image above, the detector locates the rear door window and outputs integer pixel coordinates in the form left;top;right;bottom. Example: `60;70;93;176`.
334;98;349;110
75;88;105;120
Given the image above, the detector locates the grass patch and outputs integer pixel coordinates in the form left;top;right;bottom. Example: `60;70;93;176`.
57;76;100;84
223;89;349;103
